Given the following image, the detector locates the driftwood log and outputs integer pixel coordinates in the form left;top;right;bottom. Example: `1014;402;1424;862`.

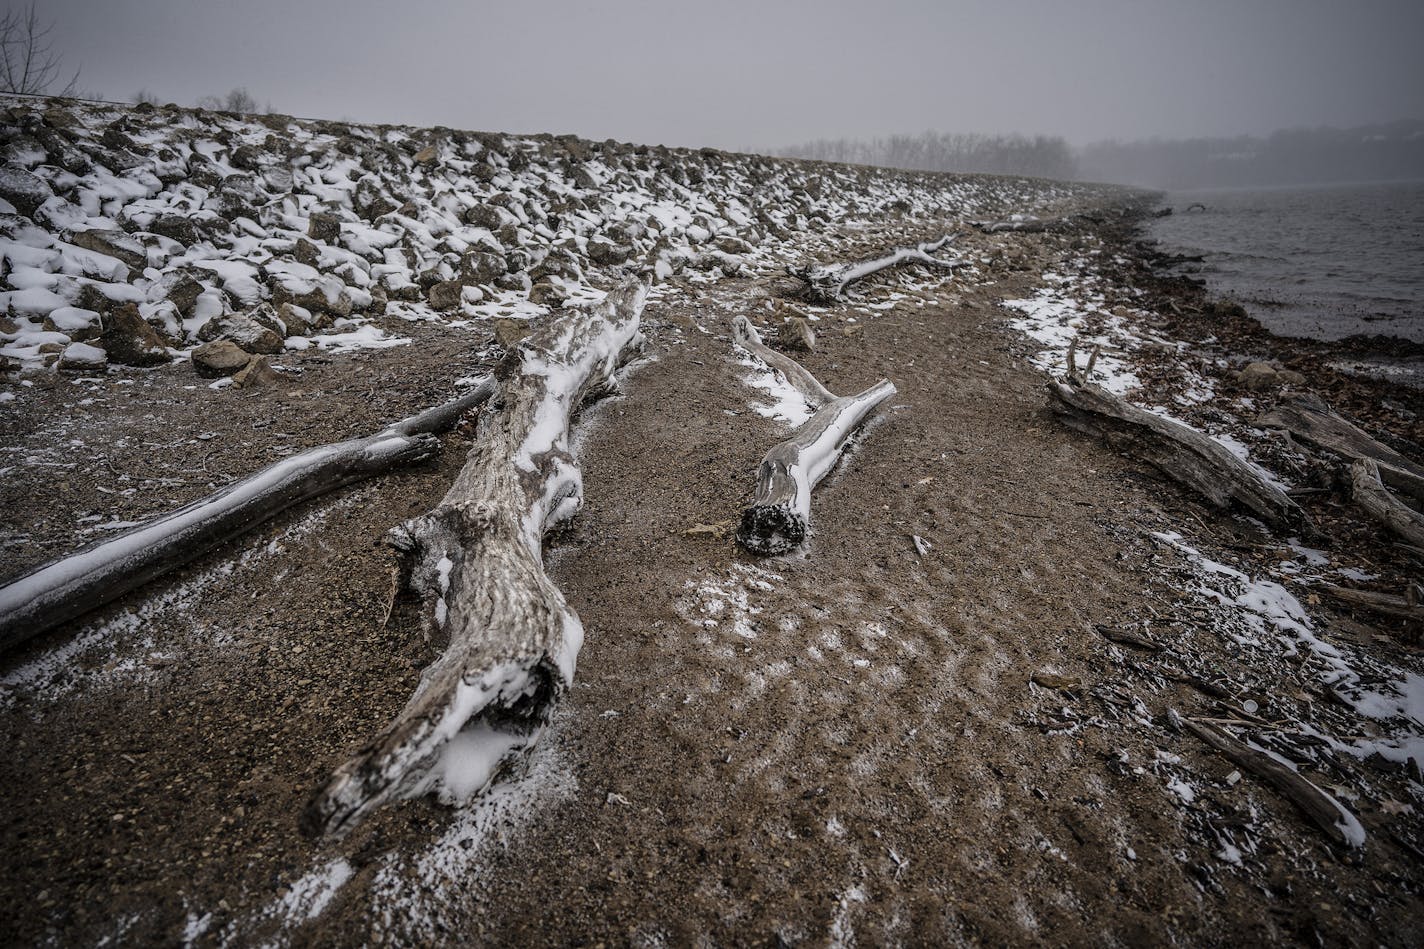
1260;395;1424;502
0;381;495;654
1351;459;1424;548
733;316;895;555
1180;716;1365;848
971;215;1077;234
1046;377;1308;533
790;233;960;303
303;280;648;838
1319;582;1424;623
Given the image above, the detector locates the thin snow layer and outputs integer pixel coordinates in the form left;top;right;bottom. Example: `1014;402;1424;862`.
1152;531;1423;773
736;351;814;427
1002;273;1142;395
367;735;578;942
0;432;426;633
0;494;356;711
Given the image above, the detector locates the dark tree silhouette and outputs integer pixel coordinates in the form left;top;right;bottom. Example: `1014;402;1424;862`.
0;2;80;96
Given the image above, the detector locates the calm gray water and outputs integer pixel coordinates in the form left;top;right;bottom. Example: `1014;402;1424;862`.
1148;180;1424;344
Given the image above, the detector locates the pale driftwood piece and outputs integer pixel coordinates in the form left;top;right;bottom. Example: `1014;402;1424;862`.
1181;716;1365;848
1260;395;1424;502
303;280;647;838
1046;378;1308;533
1318;582;1424;623
790;233;960;303
0;381;495;654
732;316;895;555
971;215;1078;234
1351;459;1424;548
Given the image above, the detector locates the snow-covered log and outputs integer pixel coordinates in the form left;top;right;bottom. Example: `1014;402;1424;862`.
302;279;648;839
1180;716;1365;848
732;316;895;555
1350;459;1424;548
0;381;496;654
790;233;960;303
1046;377;1309;532
970;214;1081;234
1261;395;1424;503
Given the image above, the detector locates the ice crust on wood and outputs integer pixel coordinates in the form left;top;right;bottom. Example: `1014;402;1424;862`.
302;280;648;838
731;316;895;555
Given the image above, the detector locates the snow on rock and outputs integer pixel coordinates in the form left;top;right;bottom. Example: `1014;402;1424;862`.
0;93;1109;379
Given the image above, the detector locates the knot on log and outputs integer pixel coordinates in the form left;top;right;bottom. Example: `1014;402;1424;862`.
737;503;809;556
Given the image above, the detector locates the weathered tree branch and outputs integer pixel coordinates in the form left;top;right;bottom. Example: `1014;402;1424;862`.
1046;377;1309;533
790;233;960;303
733;316;895;555
1180;716;1365;848
1318;581;1424;623
1260;395;1424;503
1350;458;1424;548
302;280;648;839
0;381;495;654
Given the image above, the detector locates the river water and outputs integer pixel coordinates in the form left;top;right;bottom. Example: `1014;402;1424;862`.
1147;180;1424;346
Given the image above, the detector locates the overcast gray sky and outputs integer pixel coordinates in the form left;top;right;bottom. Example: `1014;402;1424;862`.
31;0;1424;149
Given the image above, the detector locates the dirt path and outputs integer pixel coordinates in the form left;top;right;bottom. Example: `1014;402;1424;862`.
2;223;1422;947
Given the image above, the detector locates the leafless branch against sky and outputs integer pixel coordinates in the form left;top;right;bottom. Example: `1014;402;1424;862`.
0;2;80;97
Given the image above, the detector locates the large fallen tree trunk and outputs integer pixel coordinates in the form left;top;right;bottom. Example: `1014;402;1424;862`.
0;381;495;654
1318;581;1424;623
733;316;895;555
790;233;960;303
303;280;648;839
1350;458;1424;548
1260;395;1424;502
1180;716;1365;848
1046;377;1309;533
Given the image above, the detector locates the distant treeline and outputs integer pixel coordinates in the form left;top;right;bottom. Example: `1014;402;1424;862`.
1077;121;1424;189
778;121;1424;189
777;132;1076;181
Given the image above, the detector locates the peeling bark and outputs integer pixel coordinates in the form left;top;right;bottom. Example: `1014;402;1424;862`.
0;381;495;654
1350;459;1424;548
1260;395;1424;503
732;316;895;555
303;280;648;839
1046;377;1308;533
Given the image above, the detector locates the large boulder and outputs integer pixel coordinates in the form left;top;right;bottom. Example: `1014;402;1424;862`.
197;311;283;355
427;279;464;311
0;165;54;217
461;251;506;285
68;227;147;270
103;303;170;366
191;339;252;378
587;237;632;266
307;212;341;243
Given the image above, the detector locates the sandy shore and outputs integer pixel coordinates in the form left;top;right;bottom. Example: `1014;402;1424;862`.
2;196;1422;946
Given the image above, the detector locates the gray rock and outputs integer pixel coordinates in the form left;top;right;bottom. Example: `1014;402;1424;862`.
68;227;147;270
294;237;320;266
527;281;566;308
198;311;284;355
0;164;54;217
307;212;341;243
461;251;507;285
233;355;279;388
191;339;252;378
103;303;170;366
427;279;465;310
587;237;632;266
1237;361;1279;391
